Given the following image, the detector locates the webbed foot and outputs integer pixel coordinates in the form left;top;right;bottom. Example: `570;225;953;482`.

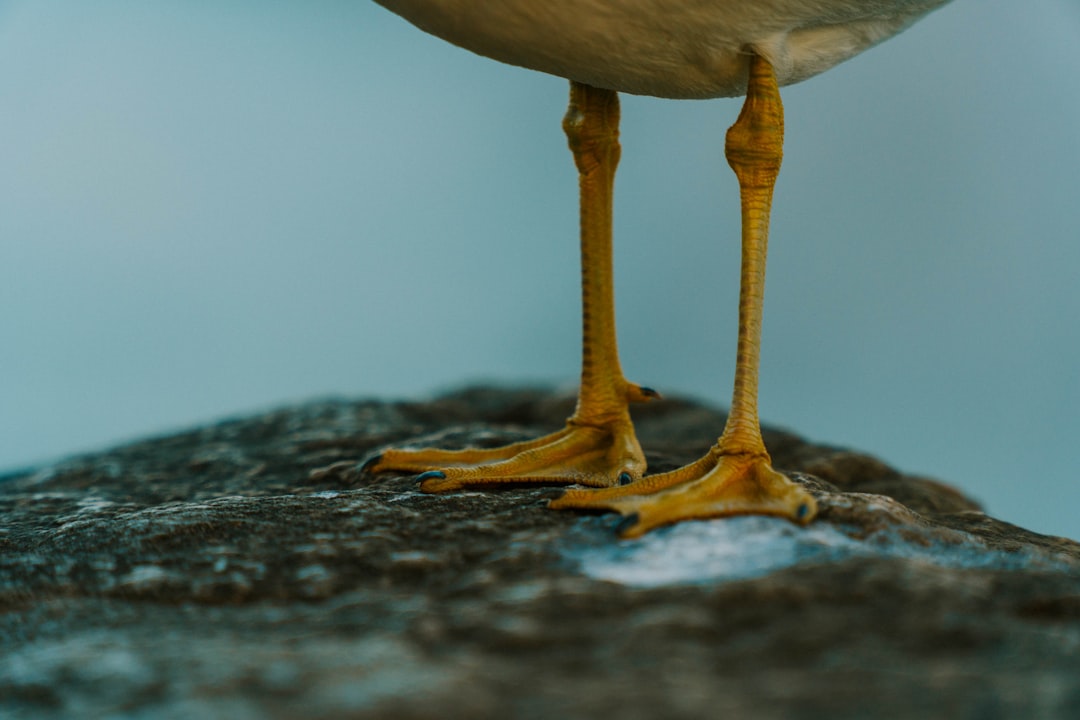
366;385;658;492
549;446;816;537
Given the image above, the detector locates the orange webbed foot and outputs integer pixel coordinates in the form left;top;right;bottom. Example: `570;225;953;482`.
550;447;817;538
365;386;658;492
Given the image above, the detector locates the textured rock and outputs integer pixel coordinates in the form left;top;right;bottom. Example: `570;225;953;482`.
2;387;1079;719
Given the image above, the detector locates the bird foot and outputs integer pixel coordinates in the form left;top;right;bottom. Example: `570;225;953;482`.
364;414;647;492
549;447;817;538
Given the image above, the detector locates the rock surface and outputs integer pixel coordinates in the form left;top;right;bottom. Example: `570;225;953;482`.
2;387;1079;719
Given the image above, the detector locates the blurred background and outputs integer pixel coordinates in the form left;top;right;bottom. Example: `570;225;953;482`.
2;1;1078;539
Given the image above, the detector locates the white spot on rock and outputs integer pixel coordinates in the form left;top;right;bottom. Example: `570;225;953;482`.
567;516;1071;588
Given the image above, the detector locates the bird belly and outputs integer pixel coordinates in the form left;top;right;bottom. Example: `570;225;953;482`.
374;0;951;98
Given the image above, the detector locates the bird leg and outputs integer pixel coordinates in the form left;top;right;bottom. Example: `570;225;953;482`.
366;82;655;492
550;54;817;536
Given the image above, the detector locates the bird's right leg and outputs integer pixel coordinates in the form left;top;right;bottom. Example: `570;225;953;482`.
365;82;655;492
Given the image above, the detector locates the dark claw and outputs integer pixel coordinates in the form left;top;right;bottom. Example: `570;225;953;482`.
614;512;641;536
415;470;447;484
618;472;633;486
359;453;383;474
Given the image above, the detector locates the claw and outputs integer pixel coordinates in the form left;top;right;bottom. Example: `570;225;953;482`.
628;384;662;403
614;512;641;537
415;470;446;483
359;453;383;474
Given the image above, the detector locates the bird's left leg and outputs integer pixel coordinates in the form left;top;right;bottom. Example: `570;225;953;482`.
365;82;655;492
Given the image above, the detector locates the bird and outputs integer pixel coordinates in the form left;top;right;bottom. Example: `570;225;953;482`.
365;0;953;537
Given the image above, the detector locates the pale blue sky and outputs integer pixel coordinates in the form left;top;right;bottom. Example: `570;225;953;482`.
2;1;1078;539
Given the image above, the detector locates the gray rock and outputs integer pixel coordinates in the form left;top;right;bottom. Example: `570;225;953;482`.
2;387;1079;719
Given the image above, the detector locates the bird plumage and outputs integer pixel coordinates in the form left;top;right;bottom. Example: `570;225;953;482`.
375;0;951;98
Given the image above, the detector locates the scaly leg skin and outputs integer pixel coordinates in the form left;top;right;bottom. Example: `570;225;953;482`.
366;82;657;493
550;54;817;537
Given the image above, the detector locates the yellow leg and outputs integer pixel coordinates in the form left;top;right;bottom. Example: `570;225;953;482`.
367;82;655;492
550;54;817;537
